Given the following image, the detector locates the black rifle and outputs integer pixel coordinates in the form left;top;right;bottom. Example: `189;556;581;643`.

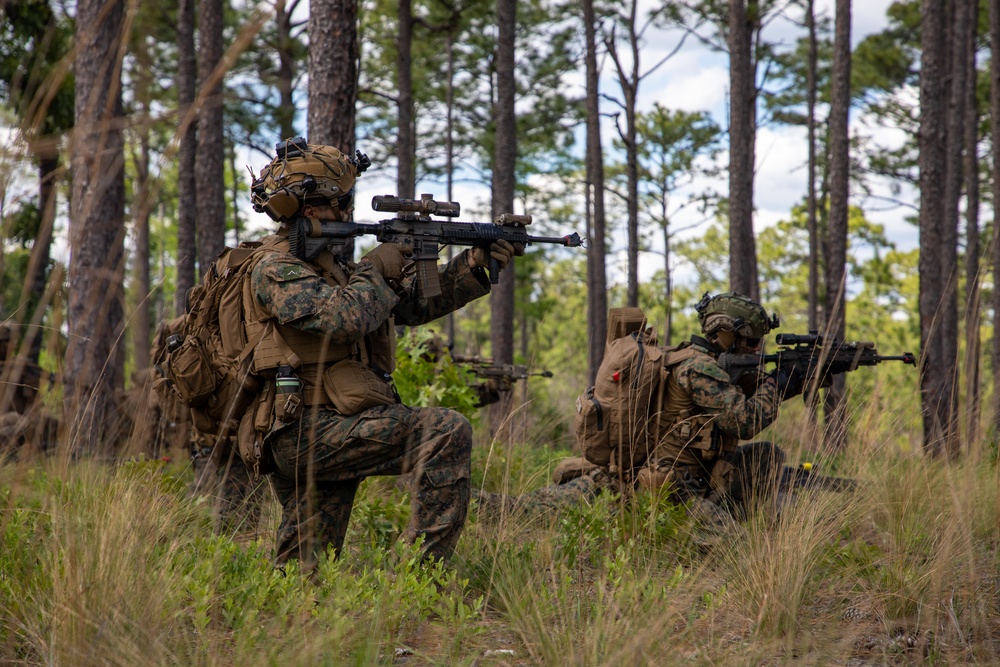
451;355;554;408
718;331;916;387
780;463;858;493
288;194;584;298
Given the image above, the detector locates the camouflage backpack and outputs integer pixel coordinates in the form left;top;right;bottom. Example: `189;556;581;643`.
573;308;663;472
152;241;276;440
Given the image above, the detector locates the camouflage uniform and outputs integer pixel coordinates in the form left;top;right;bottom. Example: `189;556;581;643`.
254;248;490;566
642;335;787;513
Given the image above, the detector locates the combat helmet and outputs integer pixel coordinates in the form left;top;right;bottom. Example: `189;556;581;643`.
695;292;779;341
250;137;371;222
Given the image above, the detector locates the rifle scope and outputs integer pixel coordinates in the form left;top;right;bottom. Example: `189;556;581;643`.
372;194;461;218
775;332;822;346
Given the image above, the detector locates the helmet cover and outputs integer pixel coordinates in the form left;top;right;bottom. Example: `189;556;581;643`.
695;292;777;340
250;137;363;222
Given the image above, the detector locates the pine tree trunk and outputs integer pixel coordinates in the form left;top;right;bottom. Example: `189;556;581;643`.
963;0;981;448
728;0;758;298
66;0;126;455
582;0;608;384
308;0;359;153
276;0;298;140
397;0;415;198
991;0;1000;437
823;0;851;452
176;0;197;314
196;0;226;275
489;0;517;436
918;0;951;456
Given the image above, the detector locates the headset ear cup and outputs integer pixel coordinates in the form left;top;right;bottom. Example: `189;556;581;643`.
266;190;302;221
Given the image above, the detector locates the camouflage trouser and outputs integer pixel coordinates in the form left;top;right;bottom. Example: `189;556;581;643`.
267;403;472;568
472;467;610;519
192;437;268;534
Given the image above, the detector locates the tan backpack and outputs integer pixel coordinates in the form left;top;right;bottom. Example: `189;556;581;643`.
573;308;663;471
153;242;273;440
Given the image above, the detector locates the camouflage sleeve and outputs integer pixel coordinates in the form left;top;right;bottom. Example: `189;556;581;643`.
391;249;491;326
676;356;781;439
252;253;399;345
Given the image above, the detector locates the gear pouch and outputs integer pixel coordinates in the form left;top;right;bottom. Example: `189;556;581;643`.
322;358;397;416
165;337;216;406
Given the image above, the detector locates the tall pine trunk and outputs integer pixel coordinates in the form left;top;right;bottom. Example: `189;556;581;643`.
308;0;359;153
66;0;127;455
489;0;517;436
728;0;759;298
582;0;608;383
823;0;851;451
918;0;951;456
962;0;981;448
990;0;1000;436
196;0;226;275
397;0;415;198
176;0;197;313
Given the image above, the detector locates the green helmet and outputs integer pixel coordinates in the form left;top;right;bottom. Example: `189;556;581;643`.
695;292;779;340
250;137;370;222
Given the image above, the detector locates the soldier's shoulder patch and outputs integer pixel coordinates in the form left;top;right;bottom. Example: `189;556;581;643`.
257;256;316;283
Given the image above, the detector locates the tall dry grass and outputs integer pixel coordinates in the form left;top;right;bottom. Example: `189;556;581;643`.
2;384;999;665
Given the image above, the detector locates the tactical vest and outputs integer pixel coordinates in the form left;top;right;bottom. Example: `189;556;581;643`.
648;342;739;470
236;235;398;471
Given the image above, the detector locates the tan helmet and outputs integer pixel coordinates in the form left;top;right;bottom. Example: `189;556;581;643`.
695;292;779;340
250;137;370;222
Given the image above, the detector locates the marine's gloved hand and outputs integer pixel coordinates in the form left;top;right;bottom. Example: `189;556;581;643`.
469;239;517;272
770;363;805;400
362;243;413;281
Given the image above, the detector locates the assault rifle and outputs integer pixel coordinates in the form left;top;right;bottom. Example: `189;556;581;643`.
780;462;857;493
287;194;584;298
718;331;916;389
451;355;554;408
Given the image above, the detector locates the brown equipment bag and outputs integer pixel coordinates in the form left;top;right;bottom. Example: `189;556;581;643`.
153;243;271;442
573;308;663;471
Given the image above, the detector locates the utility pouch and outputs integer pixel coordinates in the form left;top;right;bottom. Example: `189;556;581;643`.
574;387;611;466
708;458;736;497
164;337;217;405
322;358;397;416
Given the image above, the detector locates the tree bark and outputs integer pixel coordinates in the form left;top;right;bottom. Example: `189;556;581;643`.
918;0;951;456
963;0;981;448
728;0;759;299
308;0;359;153
938;0;972;458
397;0;415;198
276;0;298;140
582;0;608;383
822;0;851;452
489;0;517;435
991;0;1000;436
176;0;197;314
196;0;226;276
806;0;819;333
66;0;127;455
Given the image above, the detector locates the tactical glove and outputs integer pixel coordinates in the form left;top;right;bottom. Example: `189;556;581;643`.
770;363;805;400
469;239;517;272
362;243;413;281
